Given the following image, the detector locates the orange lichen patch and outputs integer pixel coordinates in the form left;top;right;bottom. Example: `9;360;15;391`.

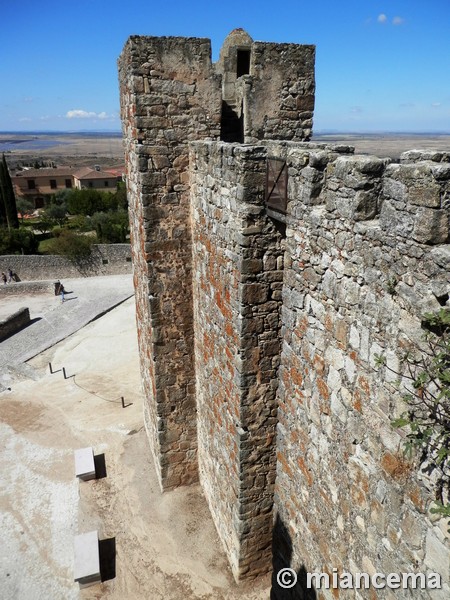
317;378;330;400
277;451;294;478
381;452;411;481
295;316;309;338
297;456;313;486
358;376;370;397
407;484;426;513
290;365;303;387
325;314;334;332
313;354;326;376
349;350;358;363
353;389;362;413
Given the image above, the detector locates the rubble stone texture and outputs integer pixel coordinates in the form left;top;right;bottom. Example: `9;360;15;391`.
119;29;450;594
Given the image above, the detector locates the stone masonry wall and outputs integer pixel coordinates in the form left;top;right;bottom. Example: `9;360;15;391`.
268;142;450;599
0;244;132;280
190;142;285;579
244;42;315;143
118;36;222;489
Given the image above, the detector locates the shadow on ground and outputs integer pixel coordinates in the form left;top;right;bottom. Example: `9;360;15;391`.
270;515;317;600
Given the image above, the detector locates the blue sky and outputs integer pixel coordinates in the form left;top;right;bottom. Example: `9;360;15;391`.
1;0;449;133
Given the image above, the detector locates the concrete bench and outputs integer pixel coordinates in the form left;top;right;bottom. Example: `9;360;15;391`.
74;447;96;481
74;530;101;587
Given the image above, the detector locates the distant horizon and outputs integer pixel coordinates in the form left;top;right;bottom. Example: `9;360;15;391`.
1;129;450;137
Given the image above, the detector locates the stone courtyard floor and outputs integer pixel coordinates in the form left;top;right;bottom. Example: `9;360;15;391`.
0;278;270;599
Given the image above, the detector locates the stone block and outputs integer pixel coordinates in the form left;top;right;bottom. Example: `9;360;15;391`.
73;531;101;587
74;447;96;481
412;207;449;244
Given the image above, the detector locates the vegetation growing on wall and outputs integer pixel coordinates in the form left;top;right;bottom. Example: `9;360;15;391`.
378;309;450;521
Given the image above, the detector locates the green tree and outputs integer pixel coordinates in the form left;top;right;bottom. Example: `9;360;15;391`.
16;197;35;223
42;203;68;228
0;154;19;229
378;310;450;522
91;209;129;243
66;188;107;216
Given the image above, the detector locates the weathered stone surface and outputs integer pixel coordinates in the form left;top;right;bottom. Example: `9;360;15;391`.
120;29;450;597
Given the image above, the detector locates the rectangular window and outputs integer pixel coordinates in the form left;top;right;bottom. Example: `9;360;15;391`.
50;179;57;189
27;179;35;190
237;50;251;77
65;179;72;188
104;181;109;187
88;181;93;188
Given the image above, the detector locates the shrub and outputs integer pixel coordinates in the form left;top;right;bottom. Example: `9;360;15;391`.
45;229;94;263
0;226;38;254
378;309;450;525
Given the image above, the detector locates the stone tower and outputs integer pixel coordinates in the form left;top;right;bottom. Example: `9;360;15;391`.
118;29;316;579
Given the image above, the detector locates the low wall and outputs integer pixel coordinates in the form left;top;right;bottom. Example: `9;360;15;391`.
0;307;30;342
0;281;54;295
0;244;132;281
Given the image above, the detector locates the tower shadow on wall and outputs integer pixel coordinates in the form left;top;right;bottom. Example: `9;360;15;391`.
270;514;317;600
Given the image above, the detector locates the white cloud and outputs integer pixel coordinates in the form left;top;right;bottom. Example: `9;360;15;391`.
350;106;363;114
431;102;442;108
18;117;32;122
392;16;405;25
65;109;118;121
66;109;98;119
377;13;387;23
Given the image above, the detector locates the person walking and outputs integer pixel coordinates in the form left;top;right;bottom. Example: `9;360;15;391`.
60;284;65;303
7;268;13;283
1;272;7;285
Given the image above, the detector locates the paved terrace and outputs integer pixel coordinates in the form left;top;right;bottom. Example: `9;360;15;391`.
0;274;134;387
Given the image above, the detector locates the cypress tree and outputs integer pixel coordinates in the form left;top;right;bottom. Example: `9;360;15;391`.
0;154;19;229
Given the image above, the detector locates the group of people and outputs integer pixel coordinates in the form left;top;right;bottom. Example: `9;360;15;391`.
1;268;15;285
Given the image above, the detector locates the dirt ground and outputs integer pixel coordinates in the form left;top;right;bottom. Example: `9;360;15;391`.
0;296;270;600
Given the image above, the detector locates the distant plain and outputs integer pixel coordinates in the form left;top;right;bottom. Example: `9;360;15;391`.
1;131;449;169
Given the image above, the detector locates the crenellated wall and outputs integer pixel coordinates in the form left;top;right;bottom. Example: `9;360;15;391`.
265;142;450;599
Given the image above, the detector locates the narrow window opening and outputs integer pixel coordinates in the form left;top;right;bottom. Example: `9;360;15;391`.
220;101;244;143
236;50;250;77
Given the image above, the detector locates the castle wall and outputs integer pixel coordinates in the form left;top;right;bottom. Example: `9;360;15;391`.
118;36;222;489
268;143;450;598
190;142;284;579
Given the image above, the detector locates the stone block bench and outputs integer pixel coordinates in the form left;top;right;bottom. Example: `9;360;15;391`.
74;447;96;481
74;530;101;587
